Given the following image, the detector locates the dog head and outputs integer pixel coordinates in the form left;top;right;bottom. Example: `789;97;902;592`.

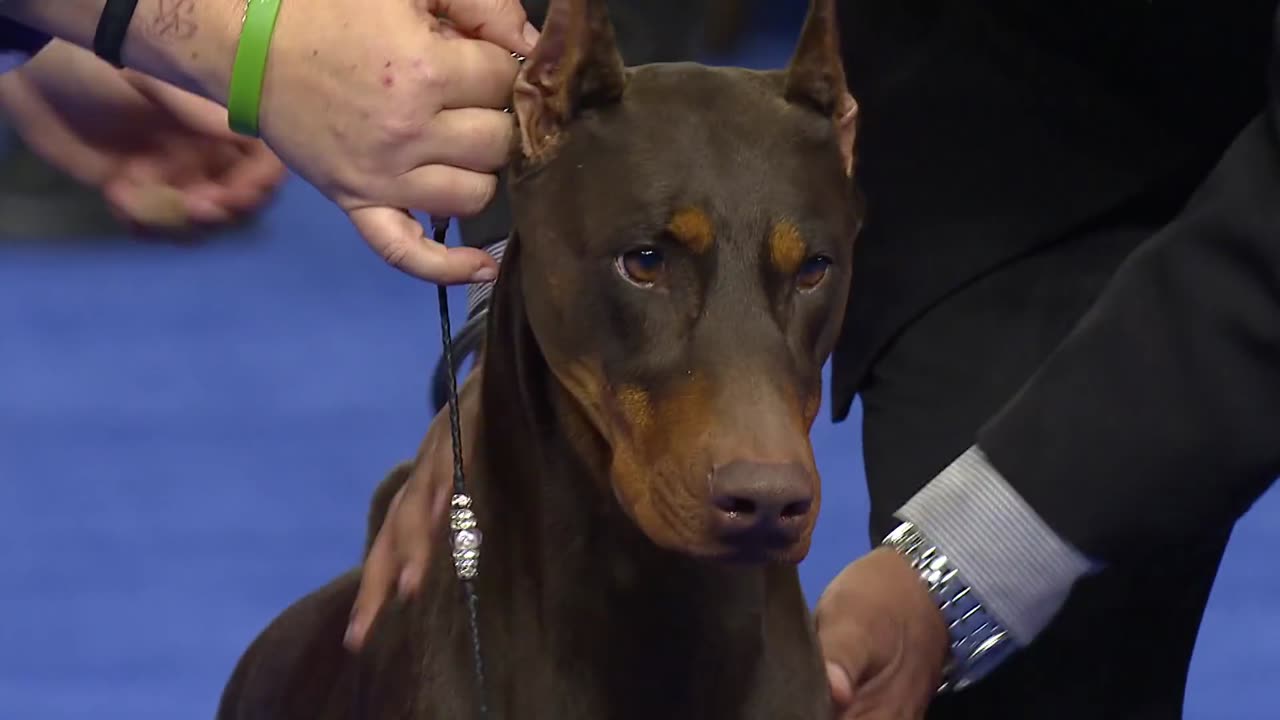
506;0;860;564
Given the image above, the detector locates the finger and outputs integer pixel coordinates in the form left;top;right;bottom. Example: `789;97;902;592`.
102;159;202;230
827;660;854;708
113;149;255;229
17;115;117;187
238;141;289;191
434;16;464;40
0;71;119;186
816;617;872;714
433;36;523;110
123;73;281;202
346;205;498;283
384;163;500;219
108;181;201;230
424;107;515;173
123;70;242;141
140;148;241;225
430;0;539;55
346;489;406;652
182;142;287;216
391;463;445;598
120;141;207;188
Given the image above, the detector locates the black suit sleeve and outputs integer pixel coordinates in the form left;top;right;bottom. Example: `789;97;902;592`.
975;7;1280;564
0;16;51;57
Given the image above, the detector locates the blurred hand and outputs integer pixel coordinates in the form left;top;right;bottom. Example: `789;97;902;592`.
6;0;536;277
816;548;951;720
0;40;284;234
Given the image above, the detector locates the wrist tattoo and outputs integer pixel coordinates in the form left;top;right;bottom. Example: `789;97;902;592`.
147;0;198;41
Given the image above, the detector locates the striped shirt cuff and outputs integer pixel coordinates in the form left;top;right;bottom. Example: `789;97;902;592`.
895;445;1100;645
465;238;508;319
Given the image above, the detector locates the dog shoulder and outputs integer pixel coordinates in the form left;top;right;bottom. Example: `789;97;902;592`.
216;569;363;720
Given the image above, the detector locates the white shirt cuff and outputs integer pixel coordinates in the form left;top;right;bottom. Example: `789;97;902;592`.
895;445;1100;644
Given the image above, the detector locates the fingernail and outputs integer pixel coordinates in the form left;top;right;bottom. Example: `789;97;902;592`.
127;185;189;228
470;266;498;283
397;567;416;598
185;196;223;217
826;661;853;705
522;21;540;51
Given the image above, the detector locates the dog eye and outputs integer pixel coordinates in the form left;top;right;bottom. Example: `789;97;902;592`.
796;254;832;291
617;247;666;287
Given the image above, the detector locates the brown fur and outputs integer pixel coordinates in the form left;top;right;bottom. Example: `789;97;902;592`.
769;219;807;276
667;207;716;254
216;0;861;717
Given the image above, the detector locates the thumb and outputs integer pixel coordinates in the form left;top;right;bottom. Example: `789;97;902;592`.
826;660;854;708
347;205;499;284
431;0;540;55
817;616;870;711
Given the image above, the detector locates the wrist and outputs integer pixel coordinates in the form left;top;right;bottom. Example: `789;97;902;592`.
881;521;1018;692
125;0;248;104
4;0;246;102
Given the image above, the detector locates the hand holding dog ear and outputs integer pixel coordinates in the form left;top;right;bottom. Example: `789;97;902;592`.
816;548;951;720
9;0;537;281
226;0;538;284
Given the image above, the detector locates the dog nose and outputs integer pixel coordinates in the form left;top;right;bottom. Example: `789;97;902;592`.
709;461;814;551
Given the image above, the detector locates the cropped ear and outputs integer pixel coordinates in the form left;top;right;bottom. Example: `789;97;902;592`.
513;0;627;163
784;0;858;176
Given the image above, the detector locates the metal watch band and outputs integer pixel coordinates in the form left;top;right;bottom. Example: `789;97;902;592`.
881;520;1018;692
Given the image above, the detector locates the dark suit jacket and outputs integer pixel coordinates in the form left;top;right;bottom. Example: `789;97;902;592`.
972;1;1280;563
830;0;1277;422
0;16;50;58
460;0;1280;563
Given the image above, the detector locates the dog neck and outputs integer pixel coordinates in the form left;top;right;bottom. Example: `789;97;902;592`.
449;234;816;715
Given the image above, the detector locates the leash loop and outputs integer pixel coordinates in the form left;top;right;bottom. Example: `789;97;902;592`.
430;216;490;720
431;50;522;717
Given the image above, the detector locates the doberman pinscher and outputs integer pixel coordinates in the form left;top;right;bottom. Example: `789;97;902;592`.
216;0;861;717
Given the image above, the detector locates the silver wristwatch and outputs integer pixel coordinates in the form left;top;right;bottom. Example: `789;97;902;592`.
881;520;1017;692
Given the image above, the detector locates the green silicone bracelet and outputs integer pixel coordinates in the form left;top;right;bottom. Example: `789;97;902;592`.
226;0;283;137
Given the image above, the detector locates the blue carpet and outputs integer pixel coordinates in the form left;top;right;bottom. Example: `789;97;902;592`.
1;13;1277;719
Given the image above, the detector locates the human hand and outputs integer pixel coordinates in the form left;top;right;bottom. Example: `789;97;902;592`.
222;0;536;283
815;547;951;720
6;0;534;278
0;40;283;232
345;368;484;650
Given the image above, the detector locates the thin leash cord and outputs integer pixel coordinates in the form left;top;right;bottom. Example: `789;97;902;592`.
352;48;522;719
349;218;489;720
430;216;491;720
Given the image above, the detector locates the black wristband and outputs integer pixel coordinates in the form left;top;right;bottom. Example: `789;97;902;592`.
92;0;141;68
